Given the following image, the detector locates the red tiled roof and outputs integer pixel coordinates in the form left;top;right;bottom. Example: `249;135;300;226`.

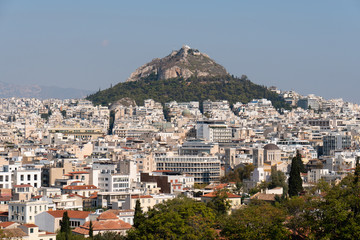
31;195;42;199
202;192;241;198
97;211;118;220
131;195;152;199
72;220;132;235
0;196;11;201
250;192;280;202
68;194;86;199
46;210;90;219
2;228;26;237
63;185;98;190
0;222;16;228
89;192;98;199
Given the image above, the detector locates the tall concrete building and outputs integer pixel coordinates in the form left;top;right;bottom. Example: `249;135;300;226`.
323;133;351;156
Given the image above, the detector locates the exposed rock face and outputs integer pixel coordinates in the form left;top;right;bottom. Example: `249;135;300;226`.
126;45;228;82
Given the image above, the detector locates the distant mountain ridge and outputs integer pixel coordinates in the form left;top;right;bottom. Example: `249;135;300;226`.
127;45;228;82
0;81;92;99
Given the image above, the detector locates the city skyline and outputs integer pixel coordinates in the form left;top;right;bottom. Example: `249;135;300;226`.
0;1;359;102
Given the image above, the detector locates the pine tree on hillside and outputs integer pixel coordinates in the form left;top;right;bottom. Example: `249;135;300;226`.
288;152;304;197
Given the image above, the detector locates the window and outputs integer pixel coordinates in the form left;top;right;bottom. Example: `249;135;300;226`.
30;228;33;233
21;175;24;181
34;175;37;180
27;175;31;181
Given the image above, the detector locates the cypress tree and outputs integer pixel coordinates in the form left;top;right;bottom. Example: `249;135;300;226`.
89;220;93;239
288;152;303;197
60;211;70;239
134;199;145;228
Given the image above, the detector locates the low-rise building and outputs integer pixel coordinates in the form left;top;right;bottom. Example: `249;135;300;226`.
8;200;49;224
35;210;91;233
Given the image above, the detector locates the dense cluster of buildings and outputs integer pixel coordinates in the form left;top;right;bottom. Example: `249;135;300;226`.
0;89;359;238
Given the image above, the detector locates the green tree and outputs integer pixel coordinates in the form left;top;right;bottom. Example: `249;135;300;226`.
288;152;303;197
206;190;231;216
108;110;115;135
60;211;70;238
309;160;360;239
133;199;145;228
86;75;291;112
89;221;93;239
56;232;85;240
127;197;216;240
94;232;126;240
221;203;289;240
269;166;288;195
221;164;255;183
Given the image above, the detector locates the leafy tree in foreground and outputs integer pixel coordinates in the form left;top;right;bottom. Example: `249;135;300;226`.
206;190;231;216
127;197;216;240
94;232;126;240
221;164;255;183
269;166;288;195
221;203;289;240
288;152;303;197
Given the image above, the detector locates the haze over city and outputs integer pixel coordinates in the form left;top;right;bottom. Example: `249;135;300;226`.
1;1;360;102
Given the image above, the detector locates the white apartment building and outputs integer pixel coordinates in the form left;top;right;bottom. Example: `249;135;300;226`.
14;167;41;188
196;120;232;143
91;161;137;192
9;200;49;224
0;171;12;188
155;155;221;183
308;169;330;183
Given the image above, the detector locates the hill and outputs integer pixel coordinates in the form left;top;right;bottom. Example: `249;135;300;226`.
126;45;228;82
87;45;290;110
87;73;290;110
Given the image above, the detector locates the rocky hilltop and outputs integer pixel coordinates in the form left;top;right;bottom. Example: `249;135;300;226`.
126;45;228;82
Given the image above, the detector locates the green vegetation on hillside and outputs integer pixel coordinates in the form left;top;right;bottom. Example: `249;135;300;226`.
87;74;290;111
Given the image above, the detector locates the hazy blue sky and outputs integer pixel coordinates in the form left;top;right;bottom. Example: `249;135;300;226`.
1;1;359;102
